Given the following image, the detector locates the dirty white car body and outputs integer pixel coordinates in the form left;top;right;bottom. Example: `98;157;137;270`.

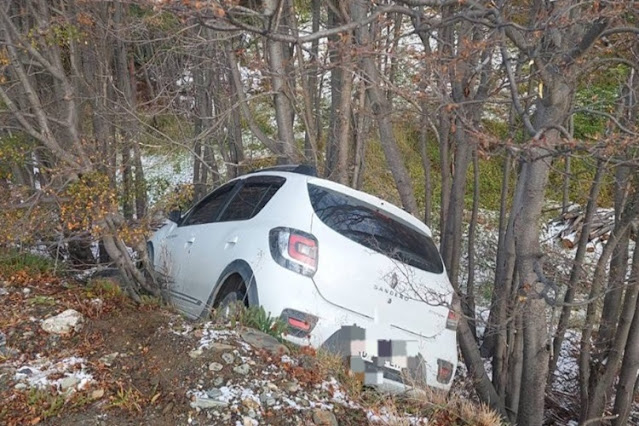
148;165;458;391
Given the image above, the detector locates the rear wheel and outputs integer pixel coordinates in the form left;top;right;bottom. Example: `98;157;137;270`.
213;274;247;320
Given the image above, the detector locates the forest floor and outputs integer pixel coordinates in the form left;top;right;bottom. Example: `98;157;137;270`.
0;266;499;426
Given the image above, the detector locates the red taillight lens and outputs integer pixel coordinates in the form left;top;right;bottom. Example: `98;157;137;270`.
269;227;319;277
437;359;454;384
446;309;458;331
288;233;318;269
288;317;311;331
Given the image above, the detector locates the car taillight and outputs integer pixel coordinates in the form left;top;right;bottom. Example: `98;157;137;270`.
446;309;458;331
269;227;318;277
437;359;454;384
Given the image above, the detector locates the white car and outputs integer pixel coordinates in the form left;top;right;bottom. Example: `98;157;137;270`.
148;165;458;391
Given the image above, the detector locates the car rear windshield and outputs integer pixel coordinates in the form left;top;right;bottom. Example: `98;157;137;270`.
307;183;444;274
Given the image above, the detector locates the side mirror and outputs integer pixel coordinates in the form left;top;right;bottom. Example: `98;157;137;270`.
168;209;182;224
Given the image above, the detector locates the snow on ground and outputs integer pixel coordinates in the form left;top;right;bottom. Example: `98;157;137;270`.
12;355;93;393
181;321;429;425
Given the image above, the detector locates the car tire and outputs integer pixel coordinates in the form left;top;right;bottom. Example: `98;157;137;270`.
214;275;247;320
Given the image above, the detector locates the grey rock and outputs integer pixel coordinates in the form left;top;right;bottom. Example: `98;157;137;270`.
17;367;33;376
189;348;203;359
260;392;277;407
14;383;28;390
99;352;119;367
209;362;224;372
209;342;235;351
60;376;79;391
206;388;222;399
240;328;289;355
213;376;224;387
190;396;228;409
233;364;250;375
221;352;235;364
41;309;84;335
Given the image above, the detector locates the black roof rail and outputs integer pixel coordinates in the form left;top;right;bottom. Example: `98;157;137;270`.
245;164;318;177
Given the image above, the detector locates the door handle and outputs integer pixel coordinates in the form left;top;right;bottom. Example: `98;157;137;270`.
225;236;238;250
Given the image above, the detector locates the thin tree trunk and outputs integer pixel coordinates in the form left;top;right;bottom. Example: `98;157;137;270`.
549;160;605;378
464;147;480;338
350;0;418;215
418;107;432;228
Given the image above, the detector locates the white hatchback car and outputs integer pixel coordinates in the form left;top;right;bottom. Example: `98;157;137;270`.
148;165;458;391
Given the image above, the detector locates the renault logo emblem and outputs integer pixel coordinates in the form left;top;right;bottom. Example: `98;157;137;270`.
390;273;398;289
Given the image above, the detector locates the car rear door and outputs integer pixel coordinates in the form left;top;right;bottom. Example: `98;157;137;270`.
307;181;453;339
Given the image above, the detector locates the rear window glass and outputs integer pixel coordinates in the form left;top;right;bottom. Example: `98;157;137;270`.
307;183;444;274
219;176;285;222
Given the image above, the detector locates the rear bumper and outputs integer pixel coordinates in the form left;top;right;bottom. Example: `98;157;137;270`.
254;266;458;392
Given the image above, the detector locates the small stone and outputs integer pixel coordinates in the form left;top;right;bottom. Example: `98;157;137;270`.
312;409;339;426
189;348;203;359
221;352;235;364
191;396;228;409
41;309;84;335
22;288;31;295
283;381;299;393
162;402;174;415
298;398;310;407
17;367;33;376
233;364;250;375
0;288;8;296
91;389;105;399
99;352;119;366
260;392;276;407
14;383;27;390
209;342;235;351
209;362;224;372
60;376;79;391
22;331;34;339
213;376;224;387
206;388;222;399
242;398;260;410
243;416;256;426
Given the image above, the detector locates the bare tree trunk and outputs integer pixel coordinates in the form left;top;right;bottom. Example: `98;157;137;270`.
584;238;639;424
266;8;299;164
464;147;480;338
549;160;605;378
325;1;353;184
612;283;639;426
351;80;369;189
418;106;433;228
595;165;631;355
579;186;639;421
350;0;418;215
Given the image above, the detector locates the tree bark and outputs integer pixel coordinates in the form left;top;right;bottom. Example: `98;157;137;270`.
350;0;418;215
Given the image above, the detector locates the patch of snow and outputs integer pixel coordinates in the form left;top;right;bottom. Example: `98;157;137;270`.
12;355;93;393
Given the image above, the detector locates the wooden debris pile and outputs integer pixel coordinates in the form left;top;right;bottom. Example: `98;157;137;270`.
551;205;637;250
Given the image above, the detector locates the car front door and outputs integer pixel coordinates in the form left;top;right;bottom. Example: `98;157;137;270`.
183;175;288;315
164;181;238;316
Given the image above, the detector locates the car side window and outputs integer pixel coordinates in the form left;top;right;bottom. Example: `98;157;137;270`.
219;176;286;222
180;182;236;227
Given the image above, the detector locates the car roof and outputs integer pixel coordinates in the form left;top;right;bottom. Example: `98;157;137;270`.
242;170;433;238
